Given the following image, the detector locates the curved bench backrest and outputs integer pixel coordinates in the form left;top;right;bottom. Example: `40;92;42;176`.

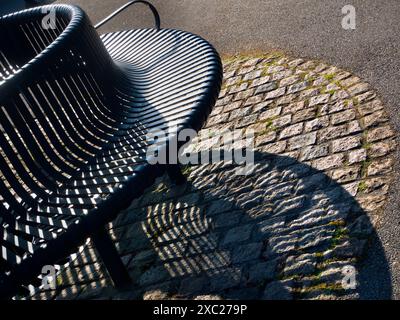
0;6;122;208
0;6;126;273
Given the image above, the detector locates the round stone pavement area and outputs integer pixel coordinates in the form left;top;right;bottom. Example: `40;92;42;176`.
31;53;396;300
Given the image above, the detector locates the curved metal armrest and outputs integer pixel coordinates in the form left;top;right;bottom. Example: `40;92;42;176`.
94;0;161;30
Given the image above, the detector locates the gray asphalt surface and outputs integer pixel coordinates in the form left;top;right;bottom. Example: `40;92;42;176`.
4;0;400;299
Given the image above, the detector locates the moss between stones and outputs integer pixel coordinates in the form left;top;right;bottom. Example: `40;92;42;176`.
323;73;336;81
358;181;368;192
360;159;371;177
330;227;349;248
327;219;346;227
182;165;193;176
221;50;285;64
235;78;252;87
296;282;345;294
265;117;278;128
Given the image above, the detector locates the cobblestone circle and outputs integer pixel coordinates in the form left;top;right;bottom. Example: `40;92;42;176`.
30;53;396;300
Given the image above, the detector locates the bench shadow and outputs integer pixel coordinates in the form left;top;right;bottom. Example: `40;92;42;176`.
55;149;391;300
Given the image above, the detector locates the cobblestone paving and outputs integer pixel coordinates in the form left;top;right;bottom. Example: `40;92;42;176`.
31;53;396;300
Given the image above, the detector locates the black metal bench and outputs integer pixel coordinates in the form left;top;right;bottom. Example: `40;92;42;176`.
0;1;222;299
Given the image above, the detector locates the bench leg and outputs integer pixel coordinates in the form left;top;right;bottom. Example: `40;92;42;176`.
166;164;186;185
92;227;131;288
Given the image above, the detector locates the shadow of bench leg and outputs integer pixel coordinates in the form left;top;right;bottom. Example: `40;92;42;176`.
166;164;186;185
92;227;131;288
